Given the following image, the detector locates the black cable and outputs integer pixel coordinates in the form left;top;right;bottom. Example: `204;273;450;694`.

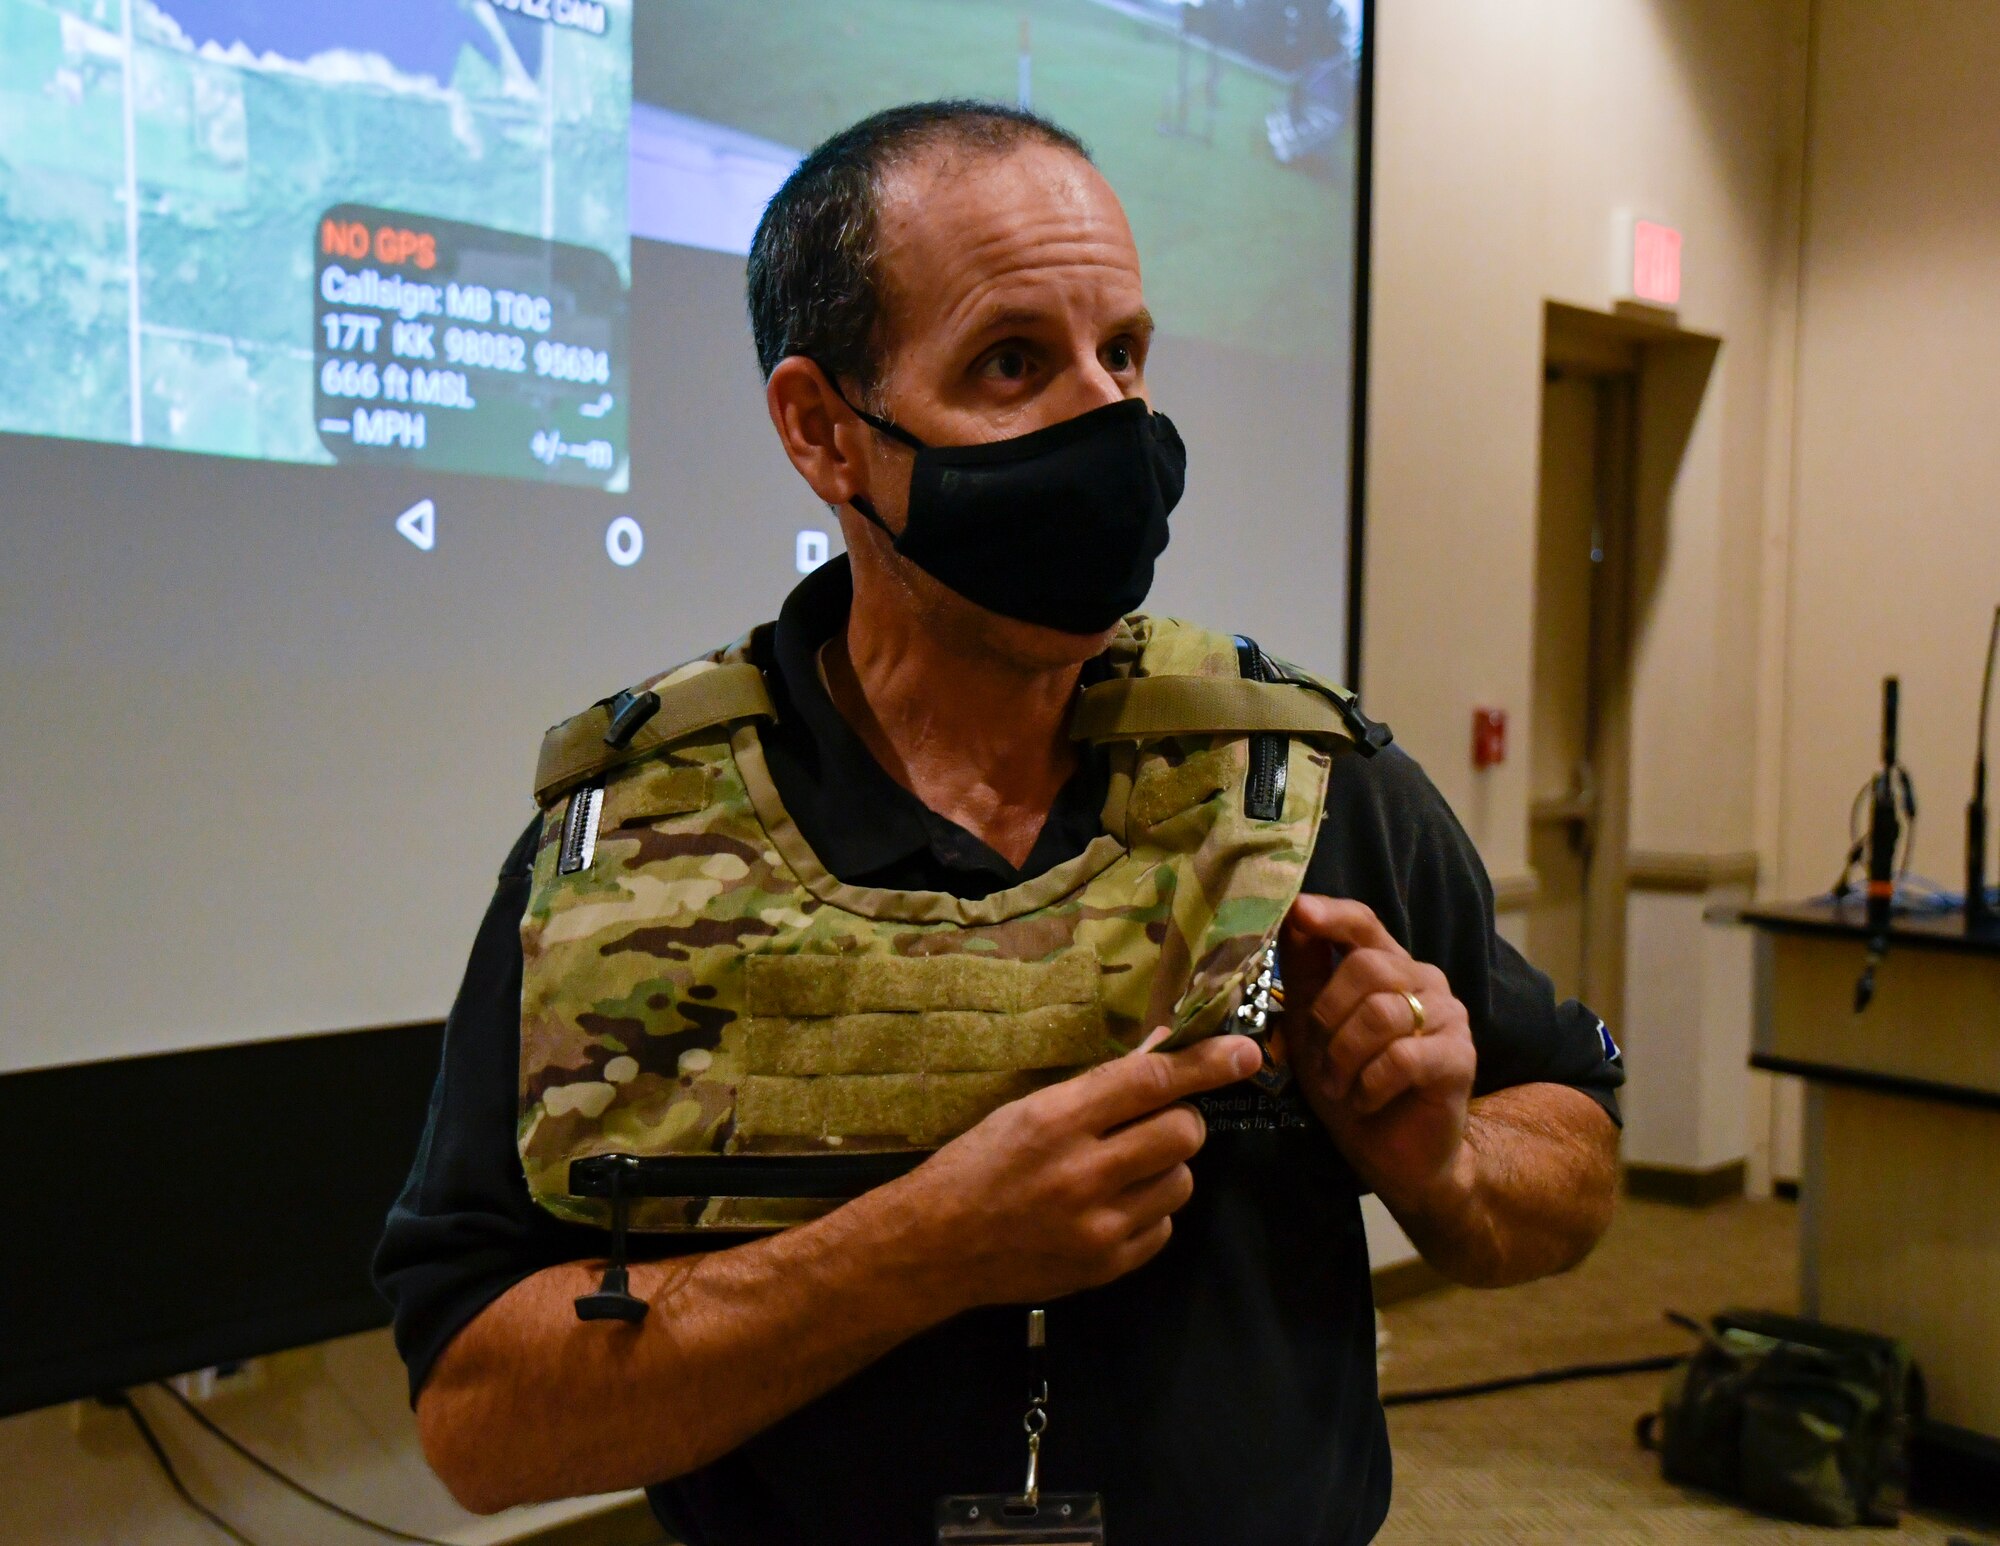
1380;1352;1681;1409
153;1381;458;1546
1832;773;1920;904
114;1391;265;1546
1832;781;1871;897
1897;767;1918;892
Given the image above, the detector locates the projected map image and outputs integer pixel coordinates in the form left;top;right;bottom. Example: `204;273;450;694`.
0;0;631;487
632;0;1361;361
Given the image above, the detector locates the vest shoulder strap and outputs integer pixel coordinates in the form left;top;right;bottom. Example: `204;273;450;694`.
1070;675;1347;743
535;617;1386;807
1072;618;1387;752
535;660;774;808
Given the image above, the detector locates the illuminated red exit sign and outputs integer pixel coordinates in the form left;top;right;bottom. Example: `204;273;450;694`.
1630;219;1682;306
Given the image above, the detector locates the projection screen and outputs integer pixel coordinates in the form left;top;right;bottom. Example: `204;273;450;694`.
0;0;1369;1072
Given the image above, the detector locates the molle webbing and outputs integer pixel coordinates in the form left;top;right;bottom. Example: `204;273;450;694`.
534;662;775;807
743;1007;1102;1078
746;948;1099;1017
734;950;1106;1145
1069;675;1357;744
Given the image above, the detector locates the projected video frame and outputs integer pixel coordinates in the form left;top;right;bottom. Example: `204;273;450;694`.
0;0;631;484
313;205;627;487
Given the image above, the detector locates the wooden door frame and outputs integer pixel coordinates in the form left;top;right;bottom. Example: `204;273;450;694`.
1538;302;1720;1033
1581;367;1636;1033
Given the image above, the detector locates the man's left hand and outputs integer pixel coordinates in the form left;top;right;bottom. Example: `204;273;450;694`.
1276;893;1476;1211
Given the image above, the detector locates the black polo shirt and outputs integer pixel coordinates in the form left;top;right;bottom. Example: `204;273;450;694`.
374;558;1623;1546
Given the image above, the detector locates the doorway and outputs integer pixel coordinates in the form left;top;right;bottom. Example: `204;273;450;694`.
1526;310;1640;1021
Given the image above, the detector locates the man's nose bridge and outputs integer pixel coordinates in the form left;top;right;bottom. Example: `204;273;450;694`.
1060;336;1140;414
1075;361;1127;407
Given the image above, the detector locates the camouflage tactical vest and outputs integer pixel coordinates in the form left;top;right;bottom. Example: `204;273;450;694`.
518;617;1375;1237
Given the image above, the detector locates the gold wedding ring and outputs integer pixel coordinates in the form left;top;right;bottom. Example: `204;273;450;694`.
1401;989;1427;1033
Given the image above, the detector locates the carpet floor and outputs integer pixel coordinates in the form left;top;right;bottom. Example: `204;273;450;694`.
1374;1195;1988;1544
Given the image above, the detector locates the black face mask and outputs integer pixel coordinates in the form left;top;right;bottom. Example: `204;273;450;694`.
839;391;1186;635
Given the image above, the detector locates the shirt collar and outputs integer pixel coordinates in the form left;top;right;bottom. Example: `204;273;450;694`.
762;556;1109;891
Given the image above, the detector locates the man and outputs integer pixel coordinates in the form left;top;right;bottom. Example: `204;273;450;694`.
376;101;1622;1546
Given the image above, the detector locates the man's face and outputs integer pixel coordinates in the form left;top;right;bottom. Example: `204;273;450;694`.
868;140;1152;442
848;140;1155;656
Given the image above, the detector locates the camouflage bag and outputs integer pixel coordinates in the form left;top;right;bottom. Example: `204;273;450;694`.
517;617;1378;1247
1640;1310;1922;1526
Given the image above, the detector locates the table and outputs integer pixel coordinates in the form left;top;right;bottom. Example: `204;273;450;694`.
1737;899;2000;1500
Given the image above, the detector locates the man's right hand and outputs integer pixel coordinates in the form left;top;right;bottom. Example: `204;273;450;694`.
884;1033;1262;1309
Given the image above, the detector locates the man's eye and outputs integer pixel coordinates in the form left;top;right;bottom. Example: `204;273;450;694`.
985;349;1029;380
1106;342;1133;372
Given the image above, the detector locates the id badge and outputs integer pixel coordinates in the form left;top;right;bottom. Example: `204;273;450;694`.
935;1492;1105;1543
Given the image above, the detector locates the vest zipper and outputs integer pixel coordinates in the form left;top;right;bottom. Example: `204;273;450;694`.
1235;636;1289;820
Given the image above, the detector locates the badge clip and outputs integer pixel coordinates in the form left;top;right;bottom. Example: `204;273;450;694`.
936;1309;1104;1542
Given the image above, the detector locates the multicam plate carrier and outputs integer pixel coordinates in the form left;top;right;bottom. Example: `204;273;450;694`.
519;617;1383;1250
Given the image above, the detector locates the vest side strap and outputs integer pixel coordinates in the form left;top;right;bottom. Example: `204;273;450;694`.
569;1150;929;1200
1070;676;1355;745
536;663;776;806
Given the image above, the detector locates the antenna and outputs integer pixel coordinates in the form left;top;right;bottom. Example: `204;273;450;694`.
1856;677;1902;1012
1967;605;2000;929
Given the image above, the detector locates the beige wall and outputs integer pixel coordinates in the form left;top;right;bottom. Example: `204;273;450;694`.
1364;0;1805;1172
1622;884;1757;1169
1366;0;1803;886
1762;0;2000;897
1368;0;2000;936
1368;0;2000;1180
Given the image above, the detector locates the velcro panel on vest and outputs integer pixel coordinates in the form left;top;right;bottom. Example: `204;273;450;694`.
746;1005;1104;1076
735;950;1106;1145
743;949;1097;1017
599;762;713;830
1127;747;1234;830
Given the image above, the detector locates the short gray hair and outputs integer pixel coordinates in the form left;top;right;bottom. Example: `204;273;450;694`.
745;100;1092;398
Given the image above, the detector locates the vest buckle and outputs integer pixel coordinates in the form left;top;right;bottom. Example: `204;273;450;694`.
573;1154;649;1324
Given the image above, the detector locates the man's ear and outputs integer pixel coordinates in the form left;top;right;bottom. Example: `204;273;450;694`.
766;356;870;511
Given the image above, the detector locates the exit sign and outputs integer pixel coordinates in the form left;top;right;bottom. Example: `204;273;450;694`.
1632;220;1682;305
1615;212;1682;308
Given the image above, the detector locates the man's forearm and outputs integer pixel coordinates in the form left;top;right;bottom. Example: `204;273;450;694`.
417;1184;964;1512
1377;1083;1619;1289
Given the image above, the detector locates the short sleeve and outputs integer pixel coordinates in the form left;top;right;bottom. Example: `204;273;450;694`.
1302;745;1624;1124
371;817;606;1402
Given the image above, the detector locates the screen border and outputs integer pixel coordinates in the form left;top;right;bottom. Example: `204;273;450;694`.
1345;0;1378;690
